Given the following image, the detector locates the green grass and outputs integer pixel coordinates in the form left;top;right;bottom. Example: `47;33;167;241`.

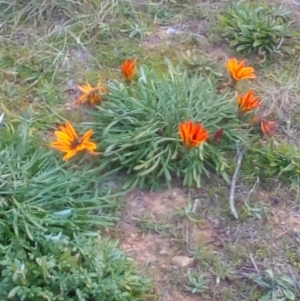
0;120;122;244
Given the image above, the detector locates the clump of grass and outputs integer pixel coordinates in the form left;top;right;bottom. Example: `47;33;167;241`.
185;271;211;296
89;60;255;190
0;119;121;244
243;139;300;187
250;268;299;301
217;1;299;57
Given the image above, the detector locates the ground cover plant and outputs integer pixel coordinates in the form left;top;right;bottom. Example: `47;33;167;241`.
0;234;151;301
1;0;300;300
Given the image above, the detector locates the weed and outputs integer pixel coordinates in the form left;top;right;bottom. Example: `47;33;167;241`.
168;270;186;288
137;214;172;235
210;258;237;285
218;1;299;57
218;285;236;300
193;244;218;268
243;139;300;188
250;268;298;301
185;270;211;296
175;200;206;223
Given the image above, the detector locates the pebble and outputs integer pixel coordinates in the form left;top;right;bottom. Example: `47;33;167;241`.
171;255;194;268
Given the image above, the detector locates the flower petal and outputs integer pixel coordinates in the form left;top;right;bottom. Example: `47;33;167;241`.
65;122;78;140
81;129;93;143
62;150;78;161
83;141;97;152
54;131;73;144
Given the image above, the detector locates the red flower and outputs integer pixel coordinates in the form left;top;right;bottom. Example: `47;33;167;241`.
179;121;209;148
121;58;136;83
237;91;261;113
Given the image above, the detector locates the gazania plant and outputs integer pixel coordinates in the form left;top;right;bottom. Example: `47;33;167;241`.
88;60;254;189
0;121;120;244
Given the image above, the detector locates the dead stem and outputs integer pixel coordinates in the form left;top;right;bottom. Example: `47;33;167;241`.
229;145;246;219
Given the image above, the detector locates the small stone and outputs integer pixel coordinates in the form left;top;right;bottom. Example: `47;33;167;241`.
171;256;194;268
159;249;168;255
165;28;176;37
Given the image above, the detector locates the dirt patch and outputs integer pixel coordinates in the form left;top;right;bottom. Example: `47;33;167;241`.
113;184;300;300
273;207;300;236
142;19;210;50
124;188;187;216
116;188;215;301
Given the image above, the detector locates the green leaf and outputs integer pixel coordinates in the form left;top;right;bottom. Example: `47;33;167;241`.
253;40;264;47
8;286;21;298
282;288;295;300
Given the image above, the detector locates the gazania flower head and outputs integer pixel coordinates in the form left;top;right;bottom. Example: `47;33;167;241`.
261;120;277;136
51;121;97;161
226;58;256;84
76;78;107;105
213;128;224;142
237;90;261;113
179;121;209;148
121;58;136;83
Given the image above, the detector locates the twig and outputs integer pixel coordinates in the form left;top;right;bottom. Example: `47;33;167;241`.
250;253;259;273
192;198;200;213
229;145;246;219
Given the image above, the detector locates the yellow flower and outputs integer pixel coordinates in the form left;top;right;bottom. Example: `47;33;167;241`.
51;121;97;161
226;58;256;84
237;90;261;113
121;58;136;83
76;78;107;105
179;121;209;148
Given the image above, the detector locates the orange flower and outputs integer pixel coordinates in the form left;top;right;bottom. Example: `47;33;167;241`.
179;121;209;148
76;78;107;105
237;91;261;113
261;120;277;136
121;58;136;83
51;121;97;161
226;58;256;83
